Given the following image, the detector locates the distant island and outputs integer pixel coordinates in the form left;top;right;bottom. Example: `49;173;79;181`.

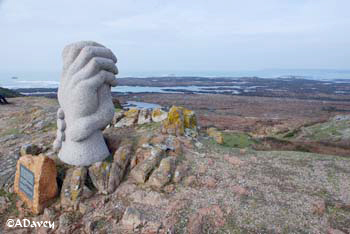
0;87;23;97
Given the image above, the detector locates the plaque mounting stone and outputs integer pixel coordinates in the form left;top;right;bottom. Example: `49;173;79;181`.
14;154;58;214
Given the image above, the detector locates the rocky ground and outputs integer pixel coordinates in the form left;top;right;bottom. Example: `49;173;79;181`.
118;93;350;157
0;97;350;234
0;97;57;193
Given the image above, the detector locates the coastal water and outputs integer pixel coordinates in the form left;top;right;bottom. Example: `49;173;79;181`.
113;85;242;94
1;69;350;91
124;101;161;109
19;85;242;95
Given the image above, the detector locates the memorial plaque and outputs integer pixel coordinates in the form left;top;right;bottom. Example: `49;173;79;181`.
19;164;35;200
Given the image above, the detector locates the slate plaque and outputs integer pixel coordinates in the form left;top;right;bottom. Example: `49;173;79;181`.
19;164;34;200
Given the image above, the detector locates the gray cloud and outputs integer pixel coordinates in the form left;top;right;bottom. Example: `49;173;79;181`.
0;0;349;74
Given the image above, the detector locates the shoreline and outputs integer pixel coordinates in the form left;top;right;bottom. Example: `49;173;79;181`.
7;76;350;102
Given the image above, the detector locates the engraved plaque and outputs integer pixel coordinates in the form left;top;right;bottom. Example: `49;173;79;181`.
19;164;35;200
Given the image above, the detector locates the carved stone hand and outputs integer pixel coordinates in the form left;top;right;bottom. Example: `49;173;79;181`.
53;41;118;166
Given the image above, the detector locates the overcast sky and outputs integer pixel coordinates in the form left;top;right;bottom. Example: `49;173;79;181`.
0;0;349;75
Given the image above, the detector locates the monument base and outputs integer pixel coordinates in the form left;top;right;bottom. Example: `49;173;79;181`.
59;131;110;166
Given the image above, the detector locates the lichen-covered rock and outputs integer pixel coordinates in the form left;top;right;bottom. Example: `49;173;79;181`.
207;127;224;144
162;106;185;136
130;147;152;169
88;141;133;194
108;142;133;193
130;147;164;183
20;143;42;156
151;108;168;122
137;134;153;148
162;106;198;136
165;136;182;157
115;109;139;128
183;109;197;129
81;185;94;199
173;164;189;183
185;128;199;138
88;161;112;195
125;108;140;119
115;117;135;128
61;167;87;209
112;110;125;125
214;133;224;144
138;109;152;125
148;157;176;189
150;135;167;145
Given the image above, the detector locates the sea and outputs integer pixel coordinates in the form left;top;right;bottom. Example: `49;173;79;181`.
1;69;350;93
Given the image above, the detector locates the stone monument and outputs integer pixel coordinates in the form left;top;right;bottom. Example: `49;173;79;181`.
53;41;118;166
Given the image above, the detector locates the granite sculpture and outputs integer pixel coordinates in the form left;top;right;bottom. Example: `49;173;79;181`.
53;41;118;166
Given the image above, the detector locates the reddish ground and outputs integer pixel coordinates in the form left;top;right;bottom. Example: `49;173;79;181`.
116;93;350;133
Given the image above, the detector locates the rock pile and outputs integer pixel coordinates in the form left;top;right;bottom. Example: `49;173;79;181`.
3;103;199;232
58;105;197;210
88;140;133;194
151;108;168;122
113;107;168;128
115;109;139;127
130;134;187;189
113;105;198;138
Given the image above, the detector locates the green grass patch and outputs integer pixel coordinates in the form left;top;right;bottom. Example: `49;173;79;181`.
0;128;21;137
305;121;348;141
277;119;350;142
222;132;255;148
137;122;162;131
